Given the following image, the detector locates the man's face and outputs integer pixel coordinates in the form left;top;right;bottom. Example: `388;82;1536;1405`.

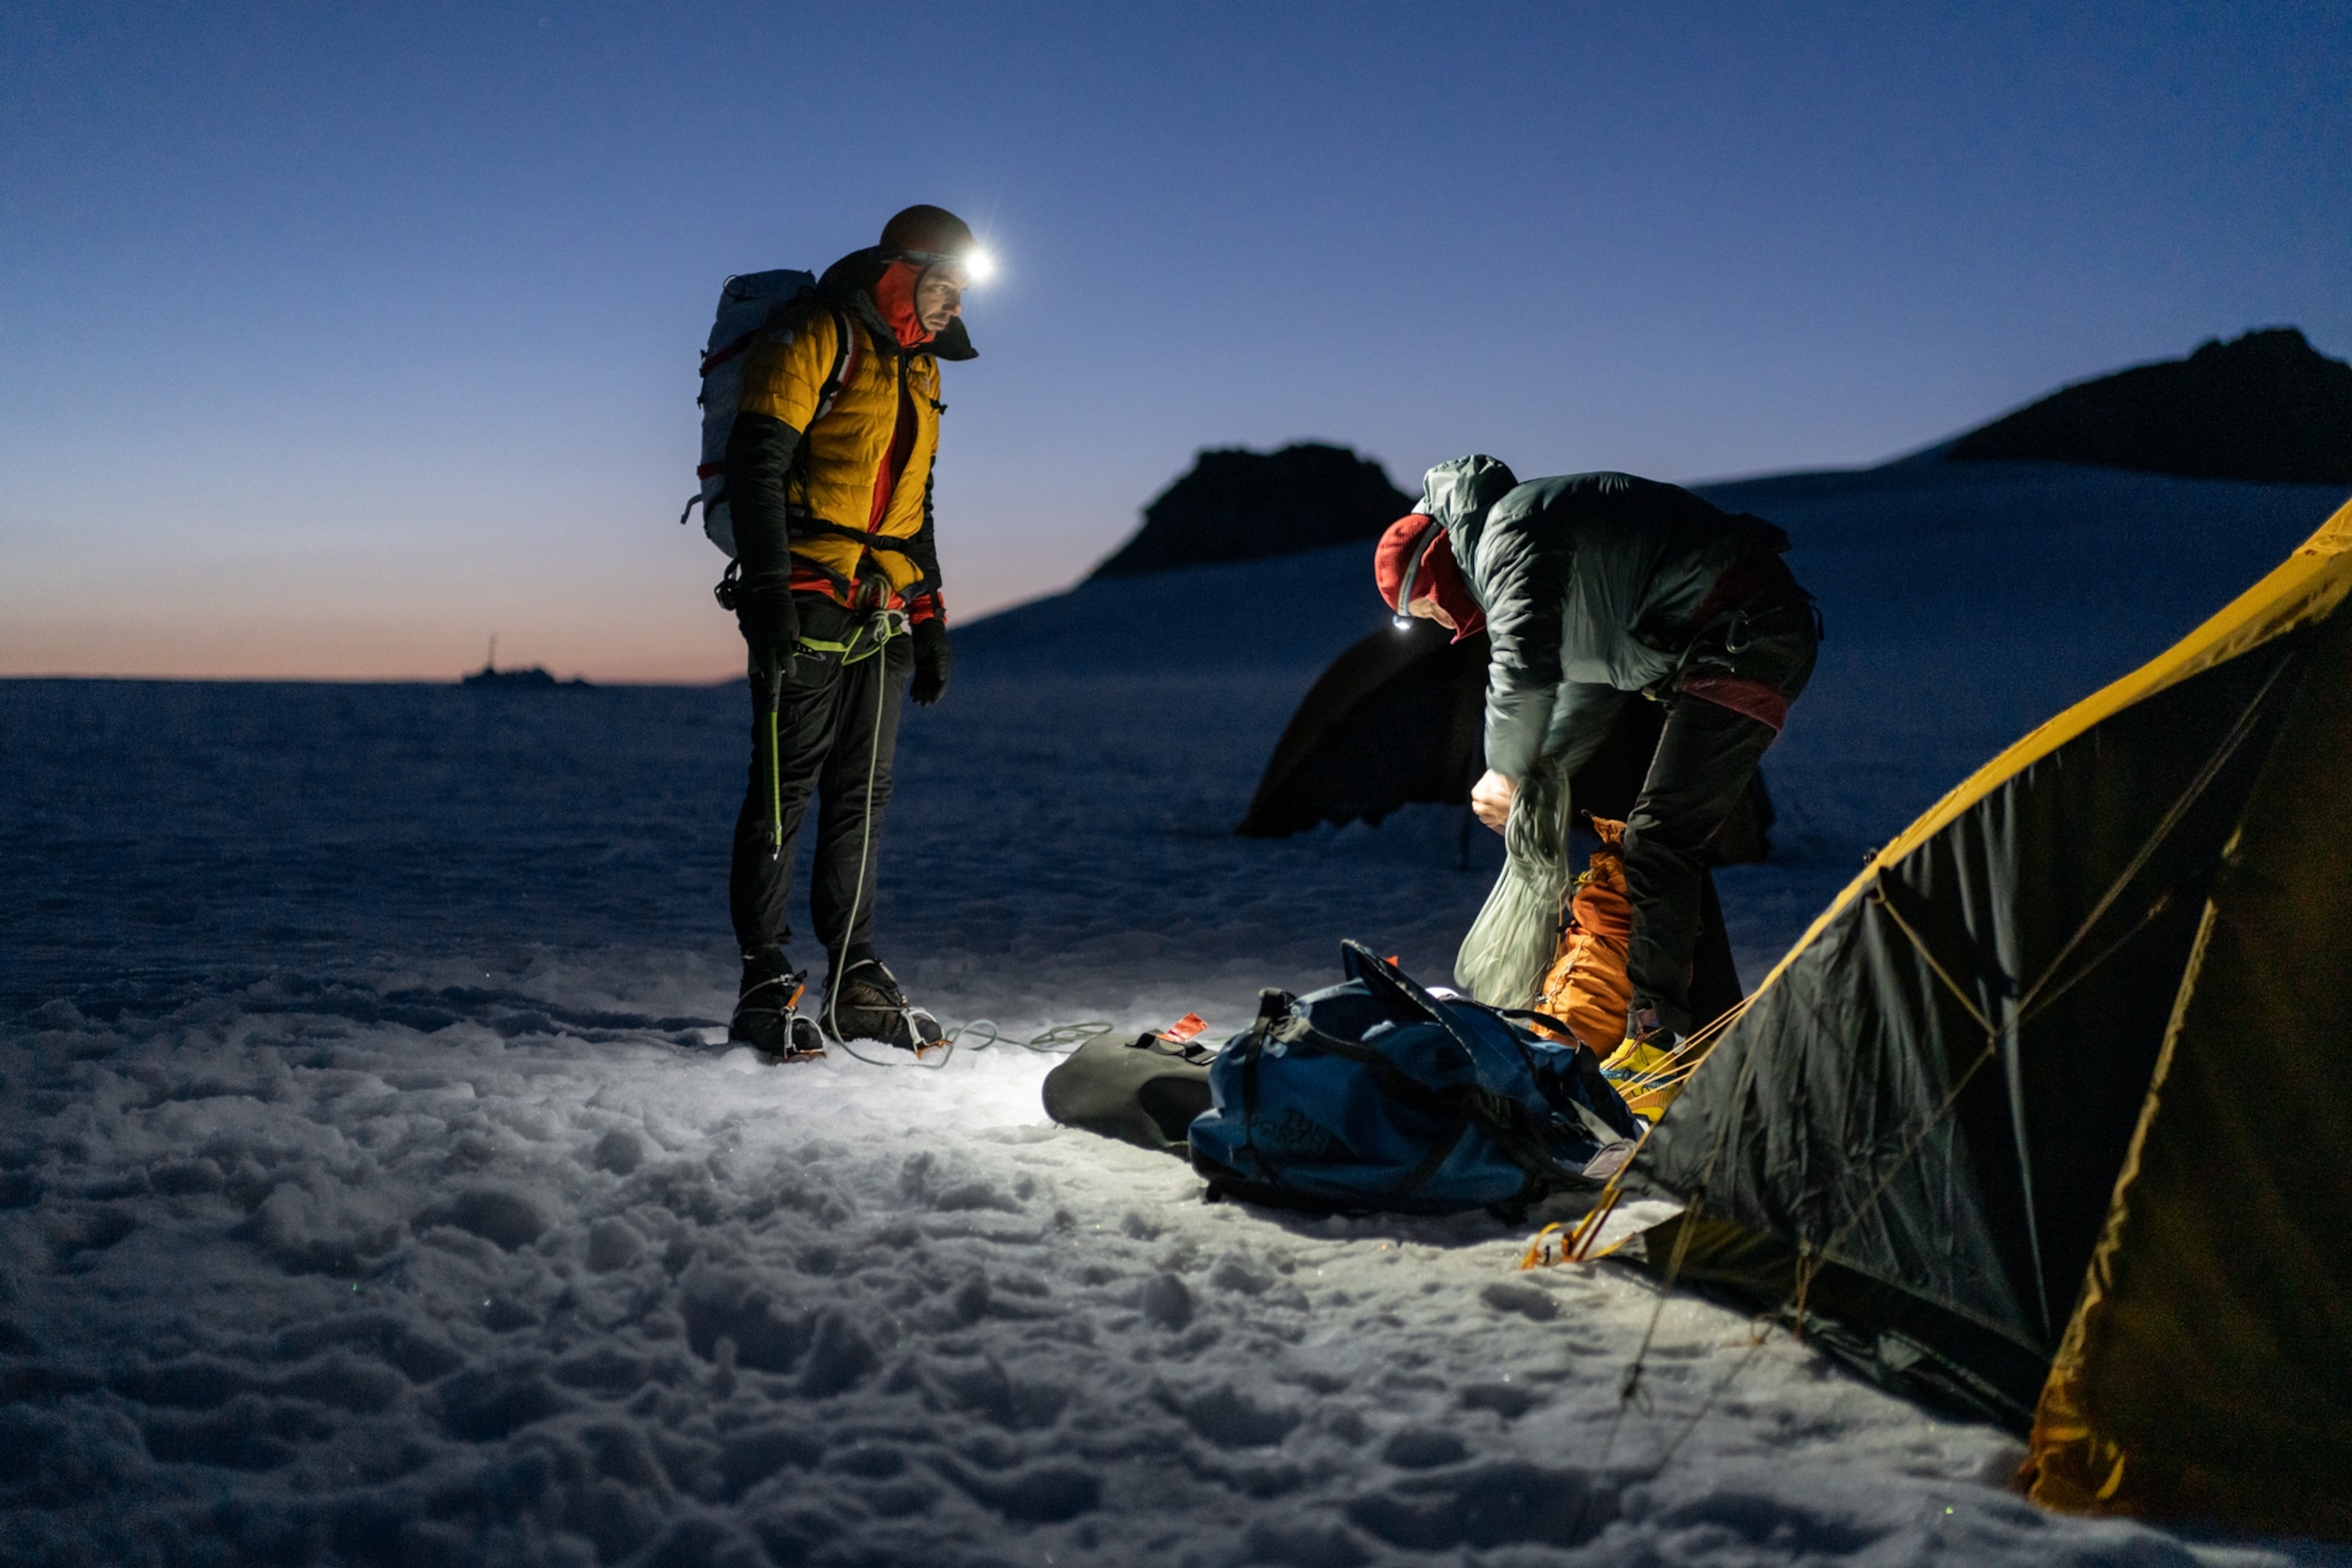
1407;594;1457;632
915;264;966;332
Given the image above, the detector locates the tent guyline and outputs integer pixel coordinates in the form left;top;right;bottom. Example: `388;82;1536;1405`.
2013;646;2294;1025
1584;1004;1770;1475
1883;646;2295;1338
1517;984;1764;1271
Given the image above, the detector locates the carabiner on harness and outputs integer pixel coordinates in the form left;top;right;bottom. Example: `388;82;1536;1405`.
795;606;909;666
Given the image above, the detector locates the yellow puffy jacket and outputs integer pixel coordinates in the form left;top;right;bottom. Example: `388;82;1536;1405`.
735;266;972;606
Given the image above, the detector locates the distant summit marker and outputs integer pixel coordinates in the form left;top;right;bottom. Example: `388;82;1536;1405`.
1091;443;1414;578
1943;327;2352;484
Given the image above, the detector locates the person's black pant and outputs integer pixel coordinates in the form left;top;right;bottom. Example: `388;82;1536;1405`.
1622;584;1819;1027
729;599;913;974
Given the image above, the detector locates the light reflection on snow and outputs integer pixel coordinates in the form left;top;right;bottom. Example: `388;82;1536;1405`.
5;466;2345;1563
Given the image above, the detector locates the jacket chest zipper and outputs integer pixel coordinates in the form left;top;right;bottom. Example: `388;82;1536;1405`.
859;350;916;578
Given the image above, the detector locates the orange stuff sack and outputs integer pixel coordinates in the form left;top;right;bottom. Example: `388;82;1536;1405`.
1537;818;1635;1054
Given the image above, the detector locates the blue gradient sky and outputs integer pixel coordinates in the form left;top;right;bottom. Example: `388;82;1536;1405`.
4;2;2347;679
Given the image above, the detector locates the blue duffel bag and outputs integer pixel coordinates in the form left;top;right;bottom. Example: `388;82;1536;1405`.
1187;942;1645;1217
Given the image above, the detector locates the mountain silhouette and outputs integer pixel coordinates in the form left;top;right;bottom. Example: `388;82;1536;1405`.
1943;327;2352;484
1091;443;1413;578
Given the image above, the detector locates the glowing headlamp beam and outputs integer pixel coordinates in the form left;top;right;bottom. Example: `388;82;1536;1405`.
961;249;995;285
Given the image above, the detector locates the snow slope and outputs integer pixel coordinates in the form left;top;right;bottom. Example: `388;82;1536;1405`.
2;463;2347;1566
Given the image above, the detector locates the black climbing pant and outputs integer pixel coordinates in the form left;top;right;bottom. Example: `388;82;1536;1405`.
1622;583;1820;1027
729;597;913;973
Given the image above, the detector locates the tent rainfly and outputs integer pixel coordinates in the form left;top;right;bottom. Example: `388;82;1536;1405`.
1627;496;2352;1539
1235;620;1775;863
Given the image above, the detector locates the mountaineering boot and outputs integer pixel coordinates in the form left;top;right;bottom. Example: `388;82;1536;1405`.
824;957;946;1057
1624;996;1688;1049
730;949;826;1060
1602;998;1688;1123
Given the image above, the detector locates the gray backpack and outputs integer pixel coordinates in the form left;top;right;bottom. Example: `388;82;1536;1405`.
679;269;854;559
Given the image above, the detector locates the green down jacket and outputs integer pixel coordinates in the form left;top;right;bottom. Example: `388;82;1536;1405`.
1418;456;1790;783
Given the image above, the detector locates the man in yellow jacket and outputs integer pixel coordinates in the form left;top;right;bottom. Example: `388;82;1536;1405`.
723;205;980;1055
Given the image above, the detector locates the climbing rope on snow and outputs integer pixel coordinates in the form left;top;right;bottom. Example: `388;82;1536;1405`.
823;611;907;1047
735;606;1131;1075
826;1018;1113;1072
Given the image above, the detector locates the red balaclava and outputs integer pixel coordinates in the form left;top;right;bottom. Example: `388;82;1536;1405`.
873;260;934;349
1374;514;1485;640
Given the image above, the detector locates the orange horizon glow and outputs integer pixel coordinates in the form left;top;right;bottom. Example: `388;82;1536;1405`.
0;495;1095;684
0;573;1071;684
1;619;741;684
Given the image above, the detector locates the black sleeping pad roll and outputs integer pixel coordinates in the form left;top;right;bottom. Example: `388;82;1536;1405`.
1041;1031;1216;1155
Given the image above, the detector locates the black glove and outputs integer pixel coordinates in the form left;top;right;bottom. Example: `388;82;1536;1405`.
736;581;799;681
910;618;951;707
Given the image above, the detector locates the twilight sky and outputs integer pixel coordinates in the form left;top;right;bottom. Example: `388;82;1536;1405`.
3;2;2347;681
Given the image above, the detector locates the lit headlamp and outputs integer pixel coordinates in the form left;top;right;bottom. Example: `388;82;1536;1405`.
897;247;995;285
1392;520;1442;630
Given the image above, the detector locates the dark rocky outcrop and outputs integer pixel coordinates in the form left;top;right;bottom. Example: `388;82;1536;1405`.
1091;443;1414;577
1943;327;2352;484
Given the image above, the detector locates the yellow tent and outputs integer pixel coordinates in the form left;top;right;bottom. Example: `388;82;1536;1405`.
1628;496;2352;1538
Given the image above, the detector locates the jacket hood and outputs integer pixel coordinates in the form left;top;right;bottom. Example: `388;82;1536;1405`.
818;247;977;362
1416;455;1519;588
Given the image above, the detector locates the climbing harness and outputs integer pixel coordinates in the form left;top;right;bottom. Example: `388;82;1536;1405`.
797;606;909;668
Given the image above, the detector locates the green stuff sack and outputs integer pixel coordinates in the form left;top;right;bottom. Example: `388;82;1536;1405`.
1455;763;1573;1008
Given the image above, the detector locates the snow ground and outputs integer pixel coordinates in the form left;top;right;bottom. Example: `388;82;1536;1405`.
3;464;2347;1566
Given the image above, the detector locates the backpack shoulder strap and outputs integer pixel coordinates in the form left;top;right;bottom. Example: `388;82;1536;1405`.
811;302;855;423
739;294;857;429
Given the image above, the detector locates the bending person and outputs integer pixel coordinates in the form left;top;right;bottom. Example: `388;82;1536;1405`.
1374;456;1818;1048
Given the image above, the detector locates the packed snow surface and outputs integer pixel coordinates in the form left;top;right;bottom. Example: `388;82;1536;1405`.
5;464;2348;1566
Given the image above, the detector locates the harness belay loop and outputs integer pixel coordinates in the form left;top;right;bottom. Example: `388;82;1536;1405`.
797;606;909;665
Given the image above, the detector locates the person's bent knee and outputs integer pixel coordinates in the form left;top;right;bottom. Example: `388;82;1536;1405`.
1622;811;1713;867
